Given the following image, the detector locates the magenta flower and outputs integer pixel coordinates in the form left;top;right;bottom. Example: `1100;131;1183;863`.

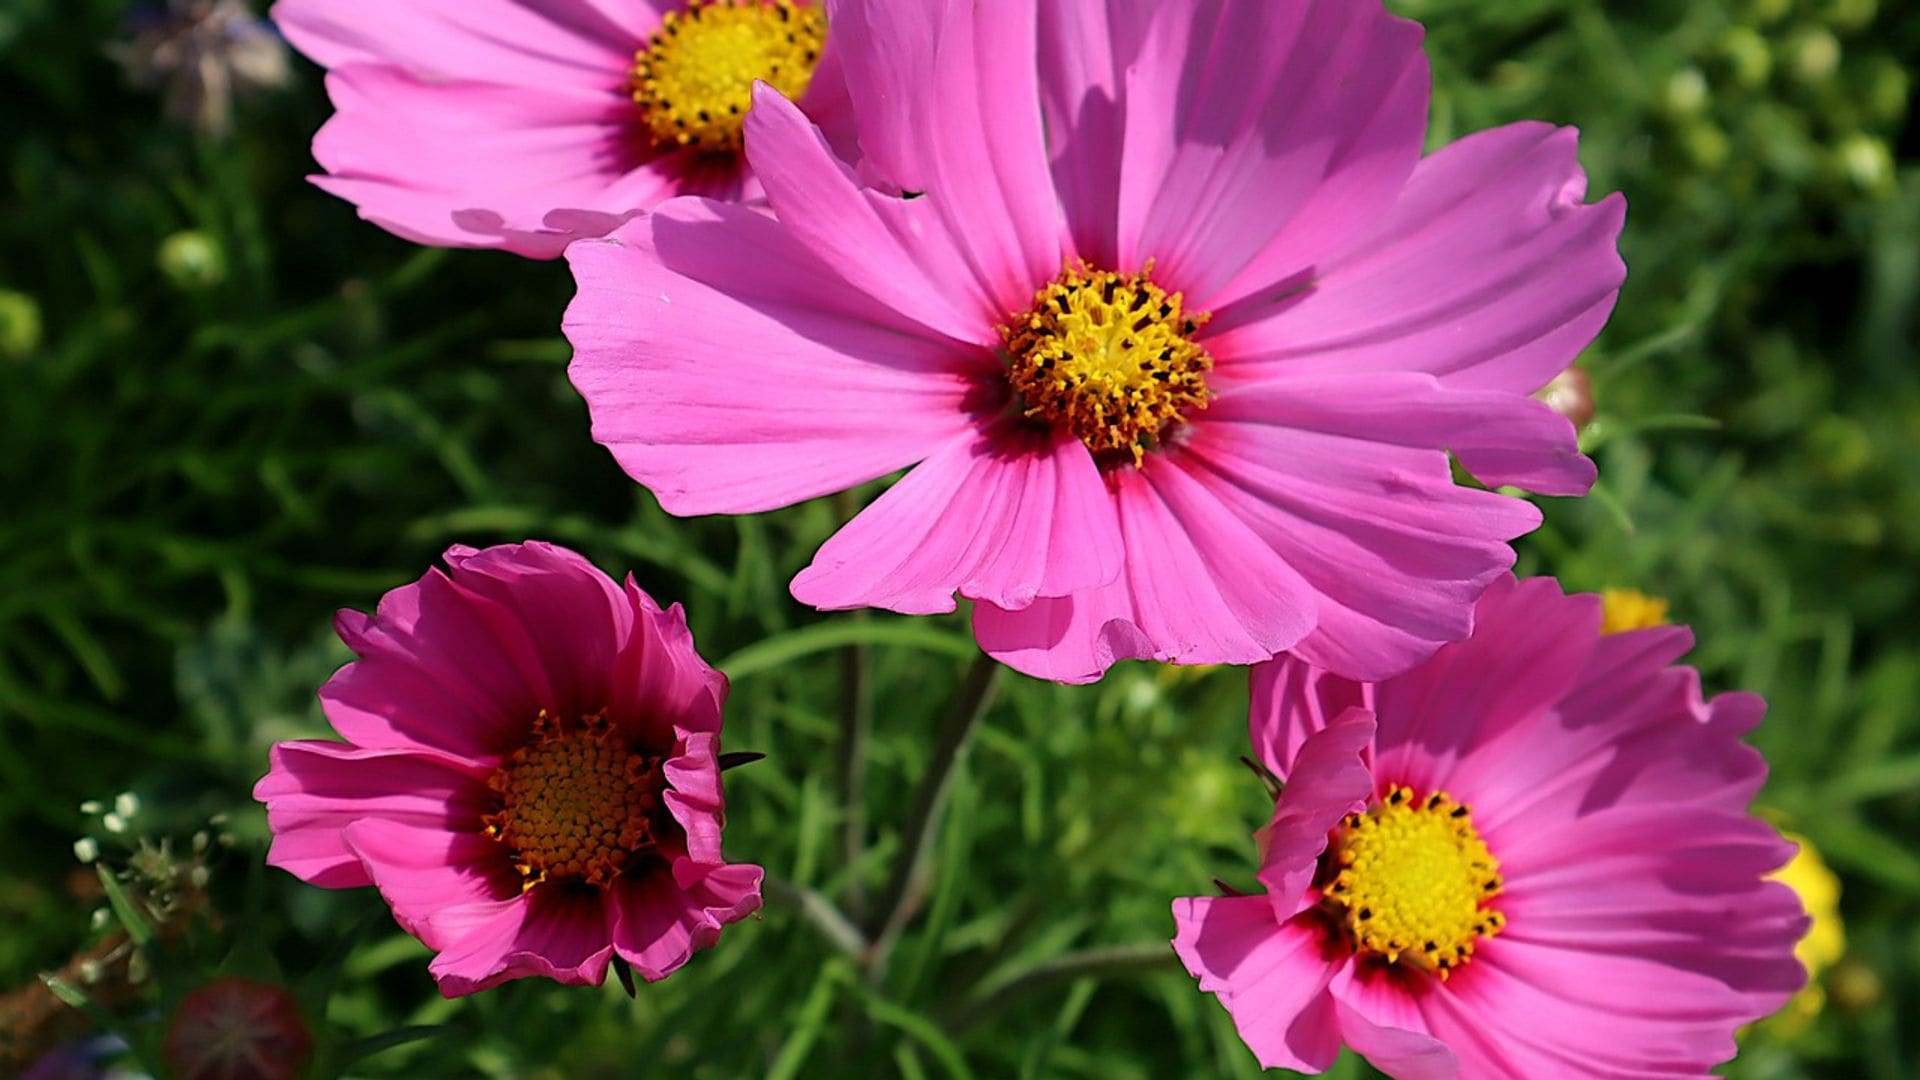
254;542;761;997
565;0;1626;683
271;0;855;257
1171;577;1807;1077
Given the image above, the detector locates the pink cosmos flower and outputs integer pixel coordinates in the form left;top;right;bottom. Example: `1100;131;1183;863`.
565;0;1626;684
253;541;761;997
272;0;856;257
1171;576;1808;1077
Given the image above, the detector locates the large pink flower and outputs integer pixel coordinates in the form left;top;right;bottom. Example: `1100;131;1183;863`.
253;541;761;997
1171;577;1808;1078
272;0;856;257
565;0;1626;683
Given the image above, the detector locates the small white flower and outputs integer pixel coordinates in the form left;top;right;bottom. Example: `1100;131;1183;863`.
73;837;100;863
114;791;141;819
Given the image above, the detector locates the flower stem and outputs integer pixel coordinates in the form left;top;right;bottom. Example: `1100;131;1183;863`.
863;652;1001;981
831;490;875;923
940;943;1177;1034
764;876;869;960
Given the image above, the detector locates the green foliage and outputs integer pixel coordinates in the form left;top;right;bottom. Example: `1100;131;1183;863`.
0;0;1914;1076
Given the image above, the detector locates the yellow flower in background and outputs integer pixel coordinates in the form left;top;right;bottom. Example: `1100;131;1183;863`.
1767;830;1846;1034
1600;588;1671;633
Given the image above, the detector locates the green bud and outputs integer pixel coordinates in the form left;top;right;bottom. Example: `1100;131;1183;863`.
1681;120;1733;171
0;288;40;361
1835;133;1894;193
1663;67;1710;116
1719;27;1773;90
157;230;227;291
1788;26;1842;84
1821;0;1878;33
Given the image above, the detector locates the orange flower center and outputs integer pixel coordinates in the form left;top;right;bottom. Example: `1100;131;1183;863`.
628;0;828;152
483;711;671;890
1003;263;1214;465
1320;785;1506;978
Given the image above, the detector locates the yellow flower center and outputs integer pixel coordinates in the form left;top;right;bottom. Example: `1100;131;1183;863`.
483;711;670;890
1003;264;1214;465
1599;588;1670;634
629;0;827;152
1321;785;1505;977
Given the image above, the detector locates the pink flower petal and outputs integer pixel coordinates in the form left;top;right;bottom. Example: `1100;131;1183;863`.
661;728;727;864
791;426;1123;615
1326;966;1458;1079
1248;655;1372;782
1253;710;1377;922
612;861;764;982
1175;416;1544;682
1466;678;1769;839
1209;371;1594;496
744;86;1010;344
1170;896;1343;1074
1209;122;1626;396
322;569;555;763
1365;576;1600;797
972;459;1319;682
822;0;1062;312
426;885;616;998
564;199;981;515
255;741;490;888
342;819;521;953
272;0;645;81
436;540;632;724
1116;0;1428;305
308;66;695;258
609;584;727;748
1034;0;1139;265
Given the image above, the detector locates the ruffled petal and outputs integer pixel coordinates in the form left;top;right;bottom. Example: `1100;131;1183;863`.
342;819;521;953
1170;896;1342;1074
1254;710;1377;922
609;585;728;748
612;861;764;981
791;426;1123;615
1247;655;1372;782
425;885;616;998
255;741;490;888
272;0;645;82
436;541;632;725
1208;122;1626;396
564;198;980;515
321;565;558;763
1115;0;1429;307
661;728;727;864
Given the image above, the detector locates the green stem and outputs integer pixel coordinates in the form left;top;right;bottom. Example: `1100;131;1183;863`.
941;944;1178;1034
764;876;869;960
863;652;1001;981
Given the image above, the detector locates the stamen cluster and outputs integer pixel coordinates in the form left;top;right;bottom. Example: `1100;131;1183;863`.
629;0;827;152
1320;785;1505;977
483;710;671;890
1003;264;1214;465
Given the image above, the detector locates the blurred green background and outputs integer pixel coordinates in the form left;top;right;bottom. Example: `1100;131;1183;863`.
0;0;1914;1075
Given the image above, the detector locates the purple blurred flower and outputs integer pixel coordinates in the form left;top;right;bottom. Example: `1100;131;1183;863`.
110;0;289;136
